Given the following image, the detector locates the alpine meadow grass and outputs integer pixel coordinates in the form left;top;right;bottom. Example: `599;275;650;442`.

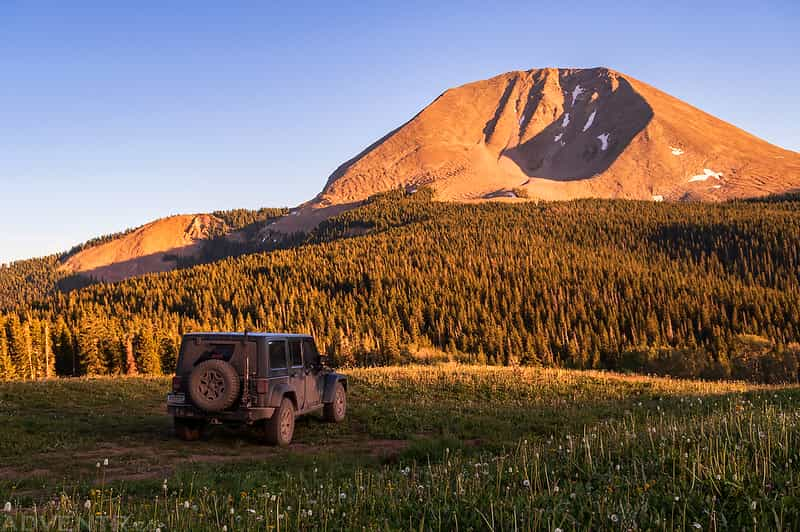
2;365;799;530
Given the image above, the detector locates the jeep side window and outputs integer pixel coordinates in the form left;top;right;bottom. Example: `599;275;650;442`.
289;340;303;367
269;341;287;371
302;339;320;367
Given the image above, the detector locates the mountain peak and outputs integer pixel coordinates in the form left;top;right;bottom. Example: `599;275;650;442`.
315;67;799;206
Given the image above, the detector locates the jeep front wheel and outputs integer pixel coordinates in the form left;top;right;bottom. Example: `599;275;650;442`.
263;397;295;446
324;382;346;423
174;417;205;441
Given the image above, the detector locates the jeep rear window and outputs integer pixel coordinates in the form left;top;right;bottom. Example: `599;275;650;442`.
179;340;236;369
205;344;235;359
269;341;287;370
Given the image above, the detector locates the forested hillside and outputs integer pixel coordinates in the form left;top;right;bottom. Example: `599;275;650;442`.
0;207;288;311
2;191;799;382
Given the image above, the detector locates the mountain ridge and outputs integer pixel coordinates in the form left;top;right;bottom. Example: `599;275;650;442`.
312;67;799;207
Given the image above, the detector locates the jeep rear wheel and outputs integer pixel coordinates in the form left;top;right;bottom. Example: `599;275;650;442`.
262;397;295;446
174;417;205;441
188;359;241;412
324;382;346;423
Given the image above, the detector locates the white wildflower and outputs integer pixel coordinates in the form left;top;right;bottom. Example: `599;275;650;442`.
339;492;346;500
103;458;109;466
3;502;11;513
184;500;190;509
230;508;235;515
610;514;619;523
523;479;531;488
751;501;757;510
84;499;91;510
693;523;702;530
95;462;101;468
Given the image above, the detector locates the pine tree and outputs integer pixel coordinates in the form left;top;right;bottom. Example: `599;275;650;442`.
125;335;138;375
135;326;161;375
54;318;76;376
77;316;105;376
0;326;14;380
42;321;54;379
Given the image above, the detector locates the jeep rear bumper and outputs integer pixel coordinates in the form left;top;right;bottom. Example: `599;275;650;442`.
167;404;275;423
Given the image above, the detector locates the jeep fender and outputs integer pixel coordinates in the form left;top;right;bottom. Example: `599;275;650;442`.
323;374;347;403
267;383;298;409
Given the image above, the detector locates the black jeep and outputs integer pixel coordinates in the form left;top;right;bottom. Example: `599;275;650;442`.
166;332;347;446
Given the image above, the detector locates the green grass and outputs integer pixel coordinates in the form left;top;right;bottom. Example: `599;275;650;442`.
1;366;799;530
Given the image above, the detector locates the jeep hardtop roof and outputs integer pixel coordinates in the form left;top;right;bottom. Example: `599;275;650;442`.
183;332;312;340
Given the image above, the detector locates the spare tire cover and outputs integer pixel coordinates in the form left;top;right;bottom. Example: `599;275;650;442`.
188;359;241;412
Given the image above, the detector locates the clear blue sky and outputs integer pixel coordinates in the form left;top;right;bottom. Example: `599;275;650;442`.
1;0;798;263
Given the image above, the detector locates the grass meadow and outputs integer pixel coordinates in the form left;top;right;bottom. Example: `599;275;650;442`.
1;365;799;530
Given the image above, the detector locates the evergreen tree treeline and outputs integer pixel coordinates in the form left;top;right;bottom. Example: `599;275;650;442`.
2;191;800;383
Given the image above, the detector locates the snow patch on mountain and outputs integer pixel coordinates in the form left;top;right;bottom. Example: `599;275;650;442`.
688;168;723;182
583;110;597;132
597;133;609;151
571;85;585;105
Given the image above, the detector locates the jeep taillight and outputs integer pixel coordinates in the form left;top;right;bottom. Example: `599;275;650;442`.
255;378;268;394
172;376;182;391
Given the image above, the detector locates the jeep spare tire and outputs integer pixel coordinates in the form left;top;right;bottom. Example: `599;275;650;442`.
188;359;241;412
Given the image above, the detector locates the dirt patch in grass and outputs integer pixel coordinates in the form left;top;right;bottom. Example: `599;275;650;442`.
0;436;411;485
